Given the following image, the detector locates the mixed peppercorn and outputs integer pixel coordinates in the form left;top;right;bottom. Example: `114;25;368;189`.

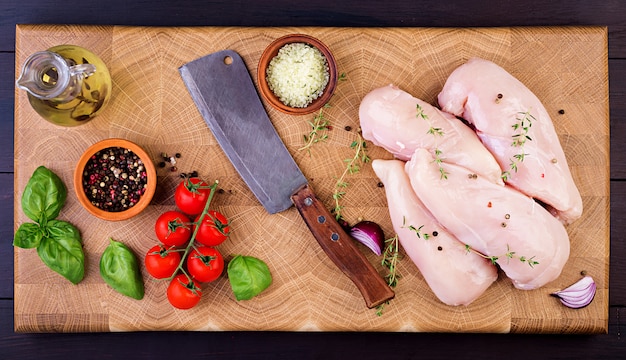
82;146;148;212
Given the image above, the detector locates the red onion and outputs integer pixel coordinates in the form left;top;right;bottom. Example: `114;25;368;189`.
350;221;384;256
551;275;596;309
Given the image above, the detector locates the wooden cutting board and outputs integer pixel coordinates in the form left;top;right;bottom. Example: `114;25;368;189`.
13;25;609;333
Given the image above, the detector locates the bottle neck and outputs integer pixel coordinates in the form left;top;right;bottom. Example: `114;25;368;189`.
16;51;95;101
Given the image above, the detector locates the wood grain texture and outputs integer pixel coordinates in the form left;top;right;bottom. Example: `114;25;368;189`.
14;25;609;333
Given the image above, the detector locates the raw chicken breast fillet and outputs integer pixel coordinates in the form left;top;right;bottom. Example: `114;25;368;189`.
438;57;582;224
360;84;504;185
406;149;570;290
373;159;497;305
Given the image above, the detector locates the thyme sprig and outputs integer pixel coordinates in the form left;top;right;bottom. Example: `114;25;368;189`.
376;234;401;316
298;73;347;154
382;234;401;287
299;104;332;154
402;216;431;240
332;132;370;220
417;104;448;179
464;244;539;268
502;110;535;181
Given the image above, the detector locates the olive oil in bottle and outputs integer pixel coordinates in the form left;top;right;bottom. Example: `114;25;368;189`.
16;45;112;127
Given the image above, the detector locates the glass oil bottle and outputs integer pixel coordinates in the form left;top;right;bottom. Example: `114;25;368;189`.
16;45;112;126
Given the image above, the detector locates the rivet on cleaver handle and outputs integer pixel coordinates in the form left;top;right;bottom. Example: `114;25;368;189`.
179;50;394;308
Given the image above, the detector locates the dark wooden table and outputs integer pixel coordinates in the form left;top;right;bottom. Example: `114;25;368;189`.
2;0;625;358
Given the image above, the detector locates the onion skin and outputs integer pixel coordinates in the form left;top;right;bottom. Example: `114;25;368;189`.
349;221;384;256
551;275;596;309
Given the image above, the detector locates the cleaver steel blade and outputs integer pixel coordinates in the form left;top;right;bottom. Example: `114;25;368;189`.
179;49;394;308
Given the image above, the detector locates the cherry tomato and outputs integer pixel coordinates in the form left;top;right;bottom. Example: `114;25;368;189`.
155;211;191;247
188;246;224;282
167;274;202;310
174;178;211;216
144;244;181;279
193;210;230;247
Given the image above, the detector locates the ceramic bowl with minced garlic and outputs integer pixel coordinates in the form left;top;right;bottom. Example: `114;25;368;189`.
257;34;338;115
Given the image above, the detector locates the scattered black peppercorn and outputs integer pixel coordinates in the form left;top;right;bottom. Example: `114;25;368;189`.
377;182;384;188
175;153;181;158
344;125;352;131
190;170;199;178
437;246;443;251
558;109;565;115
158;161;166;168
218;188;225;194
432;231;438;237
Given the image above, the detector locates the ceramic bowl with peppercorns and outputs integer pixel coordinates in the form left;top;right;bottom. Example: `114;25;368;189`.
74;138;157;221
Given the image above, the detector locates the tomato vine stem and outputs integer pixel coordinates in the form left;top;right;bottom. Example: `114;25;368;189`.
166;180;220;282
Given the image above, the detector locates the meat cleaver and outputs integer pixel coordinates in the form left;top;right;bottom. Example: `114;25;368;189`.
179;49;394;308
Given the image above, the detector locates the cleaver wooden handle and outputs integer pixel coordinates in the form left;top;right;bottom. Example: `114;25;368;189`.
291;184;395;308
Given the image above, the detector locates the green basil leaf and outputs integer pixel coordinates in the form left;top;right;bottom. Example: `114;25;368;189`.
37;220;84;284
21;166;67;223
100;238;144;300
227;255;272;301
14;222;44;249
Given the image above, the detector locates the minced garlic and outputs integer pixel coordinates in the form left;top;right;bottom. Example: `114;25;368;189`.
266;43;330;108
